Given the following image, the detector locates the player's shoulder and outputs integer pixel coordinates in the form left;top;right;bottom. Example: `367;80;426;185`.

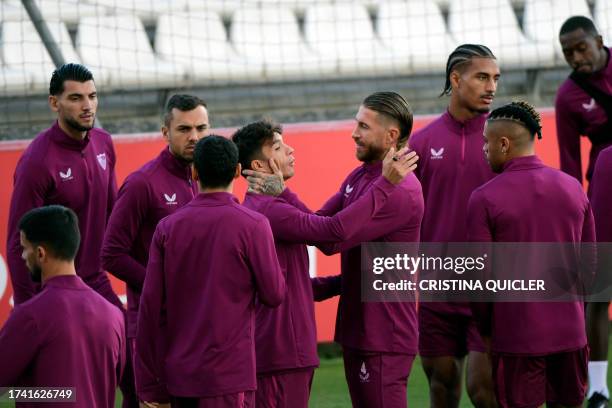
242;193;274;215
128;153;165;182
592;146;612;182
471;174;502;200
410;115;445;146
87;288;124;319
88;127;115;162
397;172;423;195
555;77;582;106
16;134;54;175
118;168;152;200
412;114;445;138
546;165;585;191
21;127;54;160
344;164;367;184
90;127;113;143
9;297;38;320
393;174;424;216
230;199;270;225
596;145;612;167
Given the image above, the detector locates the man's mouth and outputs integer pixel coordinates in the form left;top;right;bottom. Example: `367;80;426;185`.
481;95;494;104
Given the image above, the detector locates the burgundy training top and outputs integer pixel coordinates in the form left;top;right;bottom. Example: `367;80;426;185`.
136;192;286;400
7;121;120;307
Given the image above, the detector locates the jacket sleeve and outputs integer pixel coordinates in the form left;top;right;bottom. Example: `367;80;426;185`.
135;225;170;403
264;177;396;245
106;137;118;221
277;188;313;213
315;183;417;256
6;157;49;304
555;90;584;183
101;174;149;290
590;152;612;241
248;218;286;307
311;275;342;301
316;190;344;217
0;306;39;386
466;189;494;338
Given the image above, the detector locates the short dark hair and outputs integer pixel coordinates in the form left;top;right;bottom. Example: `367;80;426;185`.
441;44;496;96
362;92;413;149
487;100;543;140
164;94;208;127
49;63;94;96
559;16;599;37
18;205;80;261
193;135;239;189
232;119;283;173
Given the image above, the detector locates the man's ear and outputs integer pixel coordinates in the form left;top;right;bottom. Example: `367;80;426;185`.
36;245;47;263
387;127;400;147
48;95;59;112
161;126;170;142
500;136;510;153
251;159;266;172
450;70;461;89
234;163;242;179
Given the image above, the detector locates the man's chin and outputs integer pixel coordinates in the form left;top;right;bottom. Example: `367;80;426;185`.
283;169;295;180
574;67;593;75
474;106;492;114
67;120;94;132
356;149;373;162
29;267;42;283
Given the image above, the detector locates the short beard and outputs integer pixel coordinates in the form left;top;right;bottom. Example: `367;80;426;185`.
65;116;94;133
357;146;386;163
29;264;42;283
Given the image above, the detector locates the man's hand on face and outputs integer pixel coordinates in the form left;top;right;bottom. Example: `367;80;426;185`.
382;146;419;185
243;158;285;196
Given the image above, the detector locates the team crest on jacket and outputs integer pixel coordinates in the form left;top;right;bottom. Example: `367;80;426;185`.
96;153;107;170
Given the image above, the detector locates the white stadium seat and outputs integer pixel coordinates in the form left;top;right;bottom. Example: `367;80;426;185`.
378;0;455;74
77;15;186;89
83;0;187;23
156;11;263;83
0;68;34;96
448;0;555;68
595;0;612;44
1;19;84;92
1;0;109;24
231;6;336;80
188;0;330;17
185;0;244;18
523;0;592;62
304;3;395;76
